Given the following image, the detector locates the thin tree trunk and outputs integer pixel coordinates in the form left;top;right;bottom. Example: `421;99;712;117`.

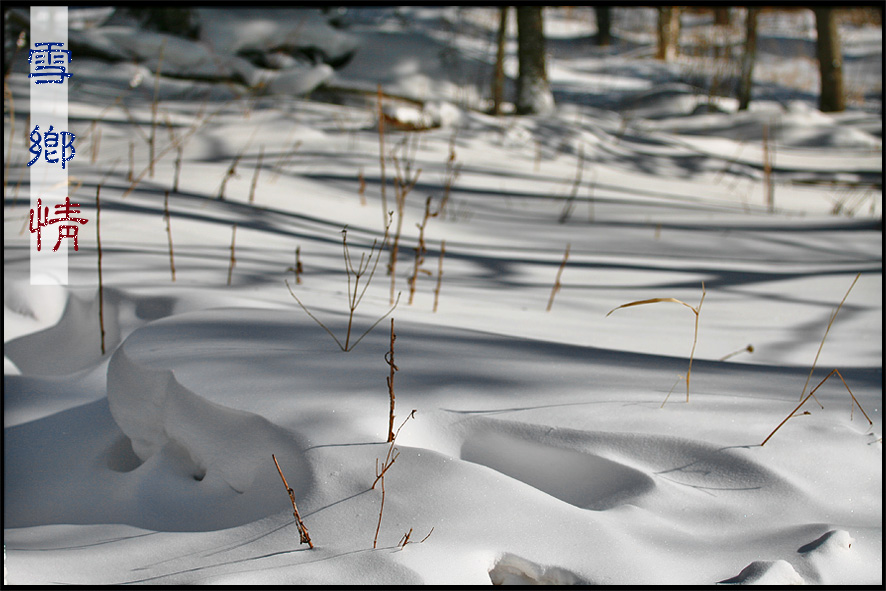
738;7;759;111
516;6;554;115
814;7;845;112
595;7;612;46
656;7;681;61
491;7;508;115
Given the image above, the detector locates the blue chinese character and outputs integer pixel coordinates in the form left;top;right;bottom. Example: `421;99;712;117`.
28;42;72;84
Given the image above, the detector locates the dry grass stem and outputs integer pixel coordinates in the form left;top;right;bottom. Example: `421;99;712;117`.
719;344;754;361
272;454;313;548
607;283;706;404
546;243;570;312
358;166;367;206
408;196;440;305
558;144;585;223
388;134;423;304
378;84;389;228
799;272;860;401
433;240;446;313
286;222;398;352
149;40;167;178
286;246;303;285
386;318;398;442
761;368;872;446
227;224;237;286
218;151;243;200
440;130;461;216
96;185;106;355
248;145;264;204
372;410;416;549
164;190;176;281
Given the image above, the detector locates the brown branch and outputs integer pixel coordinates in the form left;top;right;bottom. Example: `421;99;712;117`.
272;454;313;548
96;185;106;355
227;223;237;286
164;190;176;281
386;318;398;442
433;240;446;313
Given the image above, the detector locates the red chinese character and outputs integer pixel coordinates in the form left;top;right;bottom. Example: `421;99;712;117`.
28;197;89;251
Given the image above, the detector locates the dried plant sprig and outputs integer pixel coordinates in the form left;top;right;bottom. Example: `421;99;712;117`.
378;84;389;228
408;196;440;305
799;272;860;401
607;283;706;404
227;223;237;286
164;190;176;281
286;221;399;352
272;454;313;548
286;246;303;285
719;344;754;361
372;410;417;550
433;240;446;313
385;318;398;443
546;243;570;312
558;144;585;223
248;145;264;204
761;368;872;446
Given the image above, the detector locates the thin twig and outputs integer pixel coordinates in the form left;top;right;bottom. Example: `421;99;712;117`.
386;318;398;442
272;454;313;548
761;368;872;446
546;243;570;311
800;272;860;400
227;223;237;286
433;241;446;313
164;190;175;281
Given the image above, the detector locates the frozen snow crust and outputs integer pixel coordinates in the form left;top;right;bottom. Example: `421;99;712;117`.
4;6;882;586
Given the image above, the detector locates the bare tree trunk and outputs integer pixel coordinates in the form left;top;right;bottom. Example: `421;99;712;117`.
713;7;730;26
595;6;612;46
737;7;759;111
656;7;681;61
491;7;508;115
814;7;845;112
516;6;554;115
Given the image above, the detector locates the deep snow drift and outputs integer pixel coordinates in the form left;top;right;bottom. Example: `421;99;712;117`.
3;7;882;585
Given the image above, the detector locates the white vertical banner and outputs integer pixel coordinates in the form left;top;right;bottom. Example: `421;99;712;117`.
30;6;70;285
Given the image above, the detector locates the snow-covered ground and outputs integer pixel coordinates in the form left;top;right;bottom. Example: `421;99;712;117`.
4;7;882;585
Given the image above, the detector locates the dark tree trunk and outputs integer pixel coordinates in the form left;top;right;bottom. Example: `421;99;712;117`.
515;6;553;114
117;8;200;39
594;6;612;46
737;7;759;111
491;7;508;115
713;7;730;26
814;7;845;112
656;7;681;61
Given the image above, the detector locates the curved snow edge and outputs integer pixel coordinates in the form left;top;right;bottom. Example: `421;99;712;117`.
107;337;307;493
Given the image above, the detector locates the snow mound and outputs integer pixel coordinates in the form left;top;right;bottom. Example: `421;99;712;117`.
107;328;310;495
489;553;590;585
719;559;805;585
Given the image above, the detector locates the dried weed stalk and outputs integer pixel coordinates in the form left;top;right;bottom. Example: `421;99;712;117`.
272;454;313;548
408;196;440;305
286;222;399;352
385;318;398;442
96;185;106;355
607;282;706;405
388;134;423;304
433;240;446;313
373;410;417;549
163;190;176;281
800;272;860;401
227;223;237;286
761;368;872;446
546;243;570;312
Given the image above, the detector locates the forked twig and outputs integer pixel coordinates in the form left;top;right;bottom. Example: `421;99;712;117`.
272;454;313;548
800;272;860;401
761;368;872;446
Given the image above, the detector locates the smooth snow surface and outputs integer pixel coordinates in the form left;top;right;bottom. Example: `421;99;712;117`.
4;6;882;585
